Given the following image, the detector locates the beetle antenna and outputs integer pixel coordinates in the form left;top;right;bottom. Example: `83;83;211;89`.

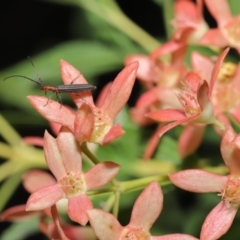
3;75;43;86
28;56;44;86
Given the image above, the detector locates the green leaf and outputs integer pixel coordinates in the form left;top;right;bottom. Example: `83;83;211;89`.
1;219;40;240
80;10;145;54
154;135;181;165
228;0;240;16
0;114;21;145
0;170;23;212
161;0;174;39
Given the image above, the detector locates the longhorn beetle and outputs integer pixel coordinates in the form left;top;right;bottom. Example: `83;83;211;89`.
3;57;96;106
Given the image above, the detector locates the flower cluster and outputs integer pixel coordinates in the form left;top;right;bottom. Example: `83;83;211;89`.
2;1;240;240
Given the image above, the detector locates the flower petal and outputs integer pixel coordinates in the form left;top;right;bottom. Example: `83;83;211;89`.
26;184;63;211
143;124;162;159
56;127;82;173
220;126;240;175
85;161;120;190
87;209;123;240
178;124;205;158
102;62;138;119
125;55;154;83
200;201;238;240
60;60;94;108
146;109;186;122
23;170;56;193
174;0;201;21
231;102;240;123
150;41;184;60
49;121;61;135
96;82;112;108
28;96;75;132
68;194;93;226
40;220;95;240
191;52;213;81
23;137;44;147
204;0;232;26
44;130;66;180
102;123;125;145
209;48;229;96
169;170;227;192
151;233;199;240
0;205;39;221
201;29;228;47
74;102;94;143
157;117;194;139
129;181;163;232
196;80;210;109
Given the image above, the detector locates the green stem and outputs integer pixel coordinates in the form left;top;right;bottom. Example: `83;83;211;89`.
102;194;116;212
0;114;21;146
0;169;23;212
120;175;170;193
162;0;174;39
81;142;100;165
226;112;240;131
0;142;13;159
45;0;161;51
112;190;120;218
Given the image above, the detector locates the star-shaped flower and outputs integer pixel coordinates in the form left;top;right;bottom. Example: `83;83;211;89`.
169;126;240;240
202;0;240;53
1;170;95;239
87;181;198;240
28;60;138;145
26;127;120;226
146;48;229;154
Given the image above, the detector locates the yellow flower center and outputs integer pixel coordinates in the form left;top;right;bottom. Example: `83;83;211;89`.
177;91;201;117
217;62;237;84
220;176;240;207
222;18;240;46
213;62;240;111
121;227;150;240
213;85;239;111
90;108;112;143
59;172;86;197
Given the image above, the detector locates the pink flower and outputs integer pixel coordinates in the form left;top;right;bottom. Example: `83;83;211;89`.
191;50;240;124
169;126;240;240
28;60;138;145
26;127;120;226
171;0;208;44
202;0;240;52
87;181;198;240
126;42;186;159
2;169;95;239
126;41;185;125
1;170;55;222
145;48;229;157
159;0;209;78
125;41;186;89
